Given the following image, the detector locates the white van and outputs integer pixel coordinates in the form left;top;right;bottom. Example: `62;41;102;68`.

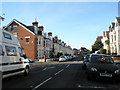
0;29;30;78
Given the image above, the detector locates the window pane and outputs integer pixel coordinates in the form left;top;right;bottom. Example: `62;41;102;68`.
13;26;17;32
5;46;17;56
26;38;29;43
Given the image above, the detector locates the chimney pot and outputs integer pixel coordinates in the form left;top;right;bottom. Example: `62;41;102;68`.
32;19;38;27
48;32;52;36
38;26;44;31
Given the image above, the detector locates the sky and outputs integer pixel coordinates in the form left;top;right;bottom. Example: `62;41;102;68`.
1;2;118;50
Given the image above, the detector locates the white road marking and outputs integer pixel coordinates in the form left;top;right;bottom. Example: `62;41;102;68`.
42;67;47;71
54;69;64;76
49;67;55;69
78;85;105;89
42;66;55;71
32;77;52;90
66;64;70;68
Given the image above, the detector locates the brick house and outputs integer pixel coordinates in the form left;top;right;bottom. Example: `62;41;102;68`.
4;19;44;59
4;19;74;59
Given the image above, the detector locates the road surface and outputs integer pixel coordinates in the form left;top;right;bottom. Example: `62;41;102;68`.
2;59;120;90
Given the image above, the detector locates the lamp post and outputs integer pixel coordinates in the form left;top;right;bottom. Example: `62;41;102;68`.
0;16;4;29
0;15;4;90
44;38;46;62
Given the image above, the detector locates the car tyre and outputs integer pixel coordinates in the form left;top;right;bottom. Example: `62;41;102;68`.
23;66;29;76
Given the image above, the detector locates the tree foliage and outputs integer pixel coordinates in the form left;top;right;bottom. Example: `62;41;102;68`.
105;40;110;45
99;48;106;54
92;40;103;53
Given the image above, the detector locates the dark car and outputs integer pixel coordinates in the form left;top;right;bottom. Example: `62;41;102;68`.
84;54;120;80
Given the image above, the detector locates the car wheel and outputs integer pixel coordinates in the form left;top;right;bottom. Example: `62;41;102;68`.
23;66;29;76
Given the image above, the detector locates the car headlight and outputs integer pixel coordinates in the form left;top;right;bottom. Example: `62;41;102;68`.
114;69;120;74
91;67;97;72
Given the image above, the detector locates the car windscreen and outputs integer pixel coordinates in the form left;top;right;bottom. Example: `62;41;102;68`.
90;55;114;64
60;56;65;58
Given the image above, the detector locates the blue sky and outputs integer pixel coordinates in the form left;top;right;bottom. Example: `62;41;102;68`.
1;2;118;49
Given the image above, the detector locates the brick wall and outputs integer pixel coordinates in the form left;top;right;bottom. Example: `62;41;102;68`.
5;22;37;59
17;25;37;59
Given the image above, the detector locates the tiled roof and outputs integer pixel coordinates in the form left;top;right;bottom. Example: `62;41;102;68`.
27;26;34;33
13;19;35;34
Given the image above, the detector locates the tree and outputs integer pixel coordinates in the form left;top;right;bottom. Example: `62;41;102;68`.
92;40;103;53
105;40;110;55
105;40;110;45
99;48;106;54
56;52;63;58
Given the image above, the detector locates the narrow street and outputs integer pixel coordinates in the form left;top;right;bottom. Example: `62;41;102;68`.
2;59;120;90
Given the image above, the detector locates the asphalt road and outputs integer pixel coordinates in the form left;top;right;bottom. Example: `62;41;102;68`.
2;59;120;90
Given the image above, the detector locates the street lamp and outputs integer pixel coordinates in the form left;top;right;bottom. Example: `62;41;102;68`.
0;16;4;29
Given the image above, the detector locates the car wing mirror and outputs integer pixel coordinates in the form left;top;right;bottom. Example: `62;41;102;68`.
23;54;27;59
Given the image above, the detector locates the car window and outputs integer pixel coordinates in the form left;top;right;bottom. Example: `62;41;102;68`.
99;56;114;64
91;55;114;64
3;32;12;40
5;46;17;56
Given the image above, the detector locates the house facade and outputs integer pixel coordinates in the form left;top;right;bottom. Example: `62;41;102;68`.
101;31;110;53
4;19;38;59
4;19;74;59
53;36;74;57
109;22;117;54
115;17;120;55
100;17;120;55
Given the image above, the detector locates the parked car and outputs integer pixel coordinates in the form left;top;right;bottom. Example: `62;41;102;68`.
66;56;70;60
84;54;120;80
1;30;30;78
59;56;67;62
26;58;35;63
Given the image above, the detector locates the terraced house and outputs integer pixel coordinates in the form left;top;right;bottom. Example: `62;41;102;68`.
4;19;74;59
101;17;120;55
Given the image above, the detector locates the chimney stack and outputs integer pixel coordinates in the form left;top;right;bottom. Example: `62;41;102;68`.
48;32;52;36
38;26;44;31
108;25;112;32
55;36;58;40
32;19;38;27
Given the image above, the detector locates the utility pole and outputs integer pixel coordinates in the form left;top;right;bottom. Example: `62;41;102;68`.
0;16;4;29
0;15;4;90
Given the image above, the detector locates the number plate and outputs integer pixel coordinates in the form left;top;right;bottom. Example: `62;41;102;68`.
100;73;112;77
